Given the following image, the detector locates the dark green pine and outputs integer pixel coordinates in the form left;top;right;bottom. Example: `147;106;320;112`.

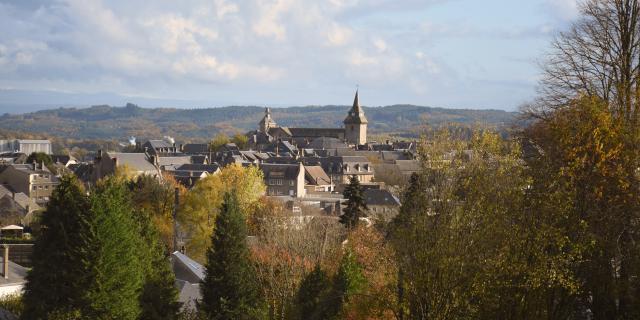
339;175;368;229
200;192;263;319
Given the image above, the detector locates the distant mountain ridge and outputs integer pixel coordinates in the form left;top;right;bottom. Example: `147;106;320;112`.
0;103;517;141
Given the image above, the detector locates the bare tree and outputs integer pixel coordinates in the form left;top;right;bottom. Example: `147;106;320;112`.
537;0;640;123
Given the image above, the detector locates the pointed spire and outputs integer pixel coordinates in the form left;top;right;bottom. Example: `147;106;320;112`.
344;88;368;124
352;89;360;113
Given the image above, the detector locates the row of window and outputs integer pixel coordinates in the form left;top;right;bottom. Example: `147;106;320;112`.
32;185;51;190
268;179;295;186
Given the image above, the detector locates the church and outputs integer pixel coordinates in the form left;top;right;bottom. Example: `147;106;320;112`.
248;90;368;148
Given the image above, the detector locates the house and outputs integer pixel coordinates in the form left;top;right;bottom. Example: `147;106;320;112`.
0;163;60;204
141;140;180;156
0;185;41;227
305;156;374;185
364;189;401;221
304;166;333;192
259;163;306;198
92;151;160;181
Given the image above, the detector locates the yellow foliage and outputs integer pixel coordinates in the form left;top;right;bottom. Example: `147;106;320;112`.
178;164;265;263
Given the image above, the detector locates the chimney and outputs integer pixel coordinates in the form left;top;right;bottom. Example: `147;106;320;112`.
179;144;183;152
2;245;8;279
41;160;45;170
32;160;36;171
97;149;103;159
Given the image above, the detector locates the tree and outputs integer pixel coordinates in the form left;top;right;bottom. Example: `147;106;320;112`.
327;248;366;319
84;178;145;319
136;210;181;320
339;175;368;229
26;152;52;166
209;134;230;152
179;164;265;263
22;175;95;319
232;133;249;150
294;265;333;320
200;192;263;319
538;0;640;122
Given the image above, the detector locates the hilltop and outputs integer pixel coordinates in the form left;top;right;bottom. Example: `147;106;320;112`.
0;103;517;142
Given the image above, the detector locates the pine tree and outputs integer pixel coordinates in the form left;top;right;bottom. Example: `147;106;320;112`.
295;264;332;320
326;249;366;319
128;177;181;320
22;175;95;319
339;175;368;229
137;211;181;320
200;192;263;319
84;178;145;319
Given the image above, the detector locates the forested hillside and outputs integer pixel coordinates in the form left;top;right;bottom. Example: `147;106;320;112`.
0;103;516;141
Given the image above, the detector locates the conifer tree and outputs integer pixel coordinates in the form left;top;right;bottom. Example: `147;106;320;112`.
327;249;366;319
22;175;95;320
200;192;263;319
84;178;145;319
339;175;368;229
295;264;332;320
136;211;181;320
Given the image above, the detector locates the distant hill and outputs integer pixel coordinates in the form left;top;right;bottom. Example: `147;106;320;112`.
0;103;517;142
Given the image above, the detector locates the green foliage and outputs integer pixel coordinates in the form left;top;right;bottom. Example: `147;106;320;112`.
328;249;366;319
209;134;230;152
0;294;23;318
25;152;52;166
84;178;144;319
339;175;368;229
22;175;95;320
200;192;263;319
294;265;333;320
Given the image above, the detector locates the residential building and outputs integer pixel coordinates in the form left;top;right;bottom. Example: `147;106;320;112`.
364;189;401;221
259;163;306;197
0;163;59;204
0;140;51;155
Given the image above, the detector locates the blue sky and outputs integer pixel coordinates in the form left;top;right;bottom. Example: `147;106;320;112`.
0;0;579;111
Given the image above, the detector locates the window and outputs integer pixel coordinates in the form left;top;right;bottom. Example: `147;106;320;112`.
289;180;294;186
32;185;37;190
269;179;283;186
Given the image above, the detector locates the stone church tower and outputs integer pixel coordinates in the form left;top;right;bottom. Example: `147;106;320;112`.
258;107;277;133
343;90;368;145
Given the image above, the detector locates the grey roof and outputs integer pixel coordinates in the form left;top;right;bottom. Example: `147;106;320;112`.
394;160;421;173
146;140;173;149
0;186;41;212
106;152;157;173
308;137;349;150
0;259;27;287
171;251;205;283
286;127;344;139
158;156;192;167
175;280;200;311
182;143;210;154
364;189;401;206
176;163;220;173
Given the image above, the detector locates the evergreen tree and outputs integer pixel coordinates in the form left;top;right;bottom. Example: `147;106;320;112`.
127;177;182;319
84;178;145;319
22;175;95;320
136;211;181;320
200;192;263;319
339;175;368;229
326;249;366;319
294;264;332;320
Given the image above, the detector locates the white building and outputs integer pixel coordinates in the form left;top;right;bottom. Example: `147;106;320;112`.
0;140;52;155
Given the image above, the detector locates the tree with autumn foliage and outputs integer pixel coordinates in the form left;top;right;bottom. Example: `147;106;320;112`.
179;163;265;263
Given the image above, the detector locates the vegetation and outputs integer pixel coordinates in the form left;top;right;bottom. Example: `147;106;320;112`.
339;175;368;230
200;192;263;319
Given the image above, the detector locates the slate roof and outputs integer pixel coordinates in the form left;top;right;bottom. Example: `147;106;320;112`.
364;189;401;206
158;156;192;167
182;143;210;154
175;164;220;173
308;137;349;150
286;128;344;139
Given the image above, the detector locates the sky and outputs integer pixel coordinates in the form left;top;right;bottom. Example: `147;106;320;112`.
0;0;580;111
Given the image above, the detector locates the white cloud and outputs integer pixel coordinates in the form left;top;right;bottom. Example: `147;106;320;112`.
544;0;579;21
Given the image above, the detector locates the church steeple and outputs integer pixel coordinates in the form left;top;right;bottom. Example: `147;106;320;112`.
344;89;368;145
259;107;277;132
344;89;368;125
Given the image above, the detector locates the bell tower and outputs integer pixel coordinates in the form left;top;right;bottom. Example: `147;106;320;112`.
343;90;368;145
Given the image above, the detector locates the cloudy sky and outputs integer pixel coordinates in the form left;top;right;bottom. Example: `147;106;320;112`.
0;0;579;110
